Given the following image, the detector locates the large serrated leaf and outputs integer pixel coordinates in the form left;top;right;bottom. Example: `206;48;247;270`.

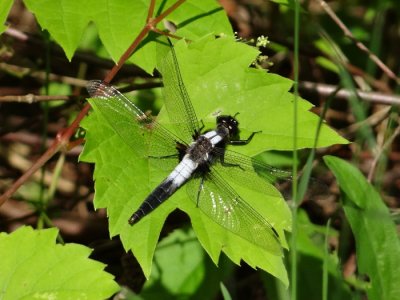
0;226;119;299
23;0;232;72
80;37;346;284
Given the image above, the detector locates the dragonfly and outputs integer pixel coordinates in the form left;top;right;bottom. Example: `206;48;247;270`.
86;40;291;255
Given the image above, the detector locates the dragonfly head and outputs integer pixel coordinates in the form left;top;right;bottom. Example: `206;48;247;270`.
216;115;240;137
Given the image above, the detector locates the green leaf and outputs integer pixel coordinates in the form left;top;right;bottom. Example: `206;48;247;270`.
144;228;206;296
324;155;400;300
186;186;290;285
81;107;171;278
261;210;353;300
0;226;119;299
24;0;90;61
0;0;13;34
315;56;340;74
138;228;232;299
23;0;232;72
220;282;232;300
80;36;346;284
160;37;348;156
295;210;352;300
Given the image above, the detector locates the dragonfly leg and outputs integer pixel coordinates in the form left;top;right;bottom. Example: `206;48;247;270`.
229;130;262;145
192;119;205;140
199;119;205;131
219;156;245;171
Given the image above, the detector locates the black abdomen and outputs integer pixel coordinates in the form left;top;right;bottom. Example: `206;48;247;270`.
128;179;177;225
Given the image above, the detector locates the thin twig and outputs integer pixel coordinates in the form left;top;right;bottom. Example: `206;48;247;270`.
0;62;87;87
4;27;29;41
299;81;400;106
1;132;83;156
343;106;391;135
2;30;151;79
0;82;161;103
368;122;400;182
0;132;65;206
316;0;400;85
0;94;72;103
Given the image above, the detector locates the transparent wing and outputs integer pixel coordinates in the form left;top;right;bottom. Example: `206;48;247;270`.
186;169;282;255
211;147;292;197
158;39;201;143
86;80;185;158
214;148;325;199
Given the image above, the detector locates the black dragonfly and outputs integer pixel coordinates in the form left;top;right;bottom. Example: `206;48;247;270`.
87;40;291;255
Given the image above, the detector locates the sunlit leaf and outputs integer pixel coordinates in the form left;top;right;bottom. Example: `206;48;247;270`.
0;226;119;299
23;0;232;72
81;37;347;284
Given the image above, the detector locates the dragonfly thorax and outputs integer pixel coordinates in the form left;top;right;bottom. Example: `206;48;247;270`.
186;115;240;165
187;135;214;163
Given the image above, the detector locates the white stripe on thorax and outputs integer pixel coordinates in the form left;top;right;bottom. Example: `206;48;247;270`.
203;130;223;146
167;155;198;186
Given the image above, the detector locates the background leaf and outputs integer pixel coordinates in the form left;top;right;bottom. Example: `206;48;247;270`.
0;226;119;299
261;210;353;300
138;227;233;299
324;155;400;300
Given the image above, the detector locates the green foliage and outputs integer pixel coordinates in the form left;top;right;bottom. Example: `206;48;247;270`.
3;0;363;297
261;209;353;300
157;38;347;154
324;156;400;300
295;211;352;300
23;0;232;73
80;36;346;285
220;282;232;300
0;0;13;33
136;227;233;299
0;226;119;299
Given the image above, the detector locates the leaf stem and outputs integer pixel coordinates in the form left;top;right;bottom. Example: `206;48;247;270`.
290;0;301;298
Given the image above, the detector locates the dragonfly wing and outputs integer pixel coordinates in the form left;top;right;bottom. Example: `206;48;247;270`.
216;148;325;199
212;148;292;197
186;169;282;255
87;80;184;158
158;39;201;143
